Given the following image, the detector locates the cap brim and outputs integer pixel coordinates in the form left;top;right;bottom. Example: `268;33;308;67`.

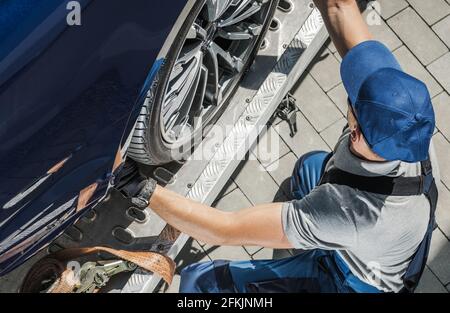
341;40;402;105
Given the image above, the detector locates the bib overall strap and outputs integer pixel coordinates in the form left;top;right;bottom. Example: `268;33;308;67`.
320;168;424;196
402;159;438;292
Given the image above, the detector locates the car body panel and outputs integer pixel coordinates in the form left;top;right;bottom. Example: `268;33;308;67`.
0;0;188;274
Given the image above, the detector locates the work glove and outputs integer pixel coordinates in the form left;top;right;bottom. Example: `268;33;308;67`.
114;160;157;209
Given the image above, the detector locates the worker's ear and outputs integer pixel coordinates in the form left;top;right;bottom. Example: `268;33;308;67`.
349;125;361;143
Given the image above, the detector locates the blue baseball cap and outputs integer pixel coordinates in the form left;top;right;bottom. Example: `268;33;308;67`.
341;40;435;163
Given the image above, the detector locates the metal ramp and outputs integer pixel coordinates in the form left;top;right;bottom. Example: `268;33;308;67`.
0;0;328;293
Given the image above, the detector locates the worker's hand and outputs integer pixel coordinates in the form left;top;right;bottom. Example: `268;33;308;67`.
312;0;372;58
130;177;158;209
114;160;157;208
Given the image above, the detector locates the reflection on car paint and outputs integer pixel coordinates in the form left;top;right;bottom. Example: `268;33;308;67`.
76;182;98;213
3;156;72;210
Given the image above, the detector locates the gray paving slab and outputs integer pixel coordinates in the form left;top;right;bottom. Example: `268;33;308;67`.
309;49;342;92
252;126;290;168
327;83;349;115
214;187;252;212
415;266;448;293
320;117;348;150
432;92;450;142
393;46;443;98
275;110;331;158
233;158;280;205
333;50;342;63
437;182;450;239
267;152;298;196
218;180;238;199
433;15;450;48
252;248;275;260
428;52;450;94
428;228;450;285
206;245;252;261
175;239;212;273
433;132;450;189
372;0;409;20
327;39;337;54
388;8;448;65
243;246;264;256
292;74;343;132
406;0;450;26
363;7;403;51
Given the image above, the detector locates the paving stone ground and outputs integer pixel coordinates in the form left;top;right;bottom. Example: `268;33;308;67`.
165;1;450;293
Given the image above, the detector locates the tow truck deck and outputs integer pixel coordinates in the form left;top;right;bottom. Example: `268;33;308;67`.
0;0;328;293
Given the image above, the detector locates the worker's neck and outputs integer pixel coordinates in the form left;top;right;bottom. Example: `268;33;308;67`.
350;144;387;163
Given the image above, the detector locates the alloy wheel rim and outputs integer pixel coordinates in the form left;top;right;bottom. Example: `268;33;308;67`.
160;0;271;146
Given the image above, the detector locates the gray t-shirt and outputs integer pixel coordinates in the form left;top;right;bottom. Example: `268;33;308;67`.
282;127;440;293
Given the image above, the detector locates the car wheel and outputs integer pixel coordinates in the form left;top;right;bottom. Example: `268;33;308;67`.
128;0;279;165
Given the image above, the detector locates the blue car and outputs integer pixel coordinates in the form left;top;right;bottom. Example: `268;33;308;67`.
0;0;278;276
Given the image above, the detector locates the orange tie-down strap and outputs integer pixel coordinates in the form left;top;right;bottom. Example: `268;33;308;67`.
20;246;176;293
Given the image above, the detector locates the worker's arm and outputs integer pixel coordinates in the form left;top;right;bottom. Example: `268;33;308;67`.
313;0;373;57
149;186;293;249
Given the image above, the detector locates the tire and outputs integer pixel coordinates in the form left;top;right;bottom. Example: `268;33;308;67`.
128;0;279;165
